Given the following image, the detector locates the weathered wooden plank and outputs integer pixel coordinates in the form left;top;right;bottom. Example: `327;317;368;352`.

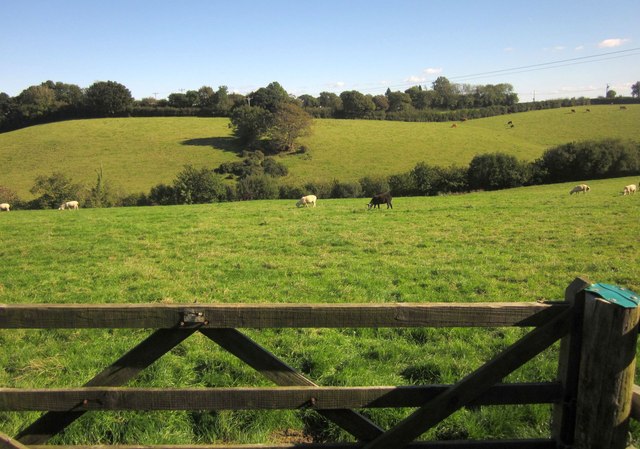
0;432;30;449
27;440;557;449
201;328;382;441
361;306;574;449
0;382;562;411
0;302;569;329
16;329;197;445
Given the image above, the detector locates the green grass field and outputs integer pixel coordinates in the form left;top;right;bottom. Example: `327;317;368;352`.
1;177;639;444
1;104;638;199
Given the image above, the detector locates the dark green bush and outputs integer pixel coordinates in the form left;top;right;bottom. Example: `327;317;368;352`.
173;165;227;204
467;153;531;191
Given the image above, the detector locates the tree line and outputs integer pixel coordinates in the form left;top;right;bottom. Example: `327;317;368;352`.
4;78;639;133
3;138;638;210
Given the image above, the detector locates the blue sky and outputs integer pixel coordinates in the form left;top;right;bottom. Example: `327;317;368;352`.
1;0;639;101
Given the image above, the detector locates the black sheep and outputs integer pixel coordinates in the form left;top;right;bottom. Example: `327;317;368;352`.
368;192;392;209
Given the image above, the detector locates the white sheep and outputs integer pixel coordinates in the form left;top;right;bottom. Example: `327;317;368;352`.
296;194;317;208
569;184;590;195
59;200;79;210
0;203;10;212
623;184;637;195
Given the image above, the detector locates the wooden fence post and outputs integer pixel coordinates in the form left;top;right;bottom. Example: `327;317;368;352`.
573;284;640;449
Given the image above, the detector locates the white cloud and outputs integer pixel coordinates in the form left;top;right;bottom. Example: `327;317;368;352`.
553;46;566;51
424;67;442;75
331;81;345;88
406;75;426;83
575;45;585;51
503;47;515;52
598;38;630;48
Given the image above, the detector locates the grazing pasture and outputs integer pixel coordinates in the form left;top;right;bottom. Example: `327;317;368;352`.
0;105;639;199
1;177;639;444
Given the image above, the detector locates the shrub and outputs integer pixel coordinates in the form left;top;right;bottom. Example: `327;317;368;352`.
411;163;441;195
330;180;363;198
388;172;416;196
236;174;279;200
303;181;332;199
0;186;23;209
262;157;289;177
536;139;640;183
359;176;390;197
432;165;469;194
149;183;176;205
278;184;306;199
467;153;530;191
173;165;227;204
29;172;83;209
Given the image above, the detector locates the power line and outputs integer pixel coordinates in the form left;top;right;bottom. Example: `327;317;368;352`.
449;47;640;82
353;47;640;93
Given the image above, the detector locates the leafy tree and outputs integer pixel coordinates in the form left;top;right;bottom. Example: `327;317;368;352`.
250;81;290;112
168;93;192;108
213;85;232;114
173;165;227;204
229;105;272;146
43;81;84;109
197;86;215;108
318;91;342;112
85;81;133;116
431;76;458;109
268;103;313;152
339;90;375;118
30;172;83;209
606;89;617;99
298;94;319;108
405;86;431;109
632;82;640;98
386;91;413;112
16;85;57;118
372;95;389;111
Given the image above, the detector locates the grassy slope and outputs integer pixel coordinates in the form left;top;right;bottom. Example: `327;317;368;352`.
1;105;639;198
1;177;640;443
291;104;640;183
0;117;240;198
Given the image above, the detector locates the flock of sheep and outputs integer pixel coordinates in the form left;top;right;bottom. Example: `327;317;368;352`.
0;200;79;212
295;192;394;210
0;184;636;213
569;183;637;195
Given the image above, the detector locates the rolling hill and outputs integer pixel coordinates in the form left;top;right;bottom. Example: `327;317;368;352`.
0;104;638;199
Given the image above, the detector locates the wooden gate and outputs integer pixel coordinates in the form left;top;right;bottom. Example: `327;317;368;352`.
1;277;638;449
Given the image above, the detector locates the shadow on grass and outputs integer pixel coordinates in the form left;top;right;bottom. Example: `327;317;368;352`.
181;137;242;155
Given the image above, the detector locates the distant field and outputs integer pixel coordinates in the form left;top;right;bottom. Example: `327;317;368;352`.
0;104;638;199
1;177;639;444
